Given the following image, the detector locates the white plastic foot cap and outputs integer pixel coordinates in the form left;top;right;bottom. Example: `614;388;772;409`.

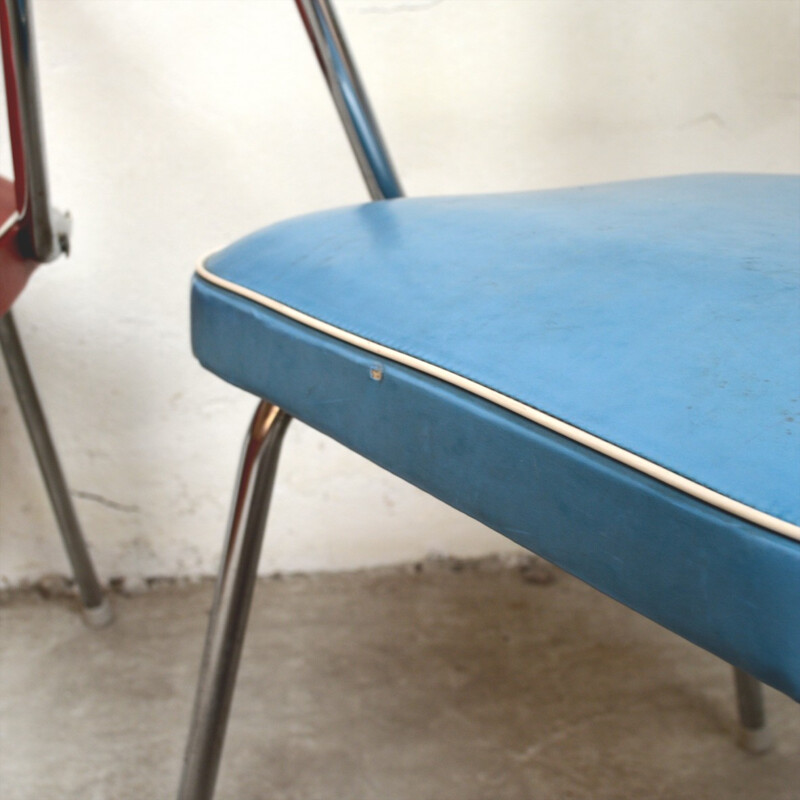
82;595;114;629
738;725;773;754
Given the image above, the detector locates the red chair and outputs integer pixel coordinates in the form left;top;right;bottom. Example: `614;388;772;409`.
0;0;110;627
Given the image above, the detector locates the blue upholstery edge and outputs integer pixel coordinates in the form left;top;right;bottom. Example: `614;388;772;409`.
192;276;800;701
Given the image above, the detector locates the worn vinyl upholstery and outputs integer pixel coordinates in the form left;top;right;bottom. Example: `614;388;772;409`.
192;174;800;699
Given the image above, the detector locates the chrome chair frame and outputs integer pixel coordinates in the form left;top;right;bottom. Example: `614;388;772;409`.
178;2;770;796
0;0;110;627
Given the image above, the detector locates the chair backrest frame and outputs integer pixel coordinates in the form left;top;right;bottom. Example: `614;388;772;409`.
1;0;69;263
295;0;403;201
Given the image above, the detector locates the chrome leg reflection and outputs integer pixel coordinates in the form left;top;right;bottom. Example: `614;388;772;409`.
0;311;111;627
733;666;772;753
178;401;291;800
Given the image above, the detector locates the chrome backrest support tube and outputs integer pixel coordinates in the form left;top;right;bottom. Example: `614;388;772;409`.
295;0;403;201
2;0;69;261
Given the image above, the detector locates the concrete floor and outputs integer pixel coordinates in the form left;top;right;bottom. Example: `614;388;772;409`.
0;557;798;800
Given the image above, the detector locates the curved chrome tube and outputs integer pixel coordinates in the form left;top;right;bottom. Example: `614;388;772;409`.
0;312;111;626
178;402;292;800
295;0;403;201
1;0;70;262
734;667;772;753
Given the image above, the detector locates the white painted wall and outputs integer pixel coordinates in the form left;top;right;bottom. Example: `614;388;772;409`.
1;0;798;585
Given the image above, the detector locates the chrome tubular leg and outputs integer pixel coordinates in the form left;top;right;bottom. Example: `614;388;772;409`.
733;666;772;753
0;311;111;627
178;401;291;800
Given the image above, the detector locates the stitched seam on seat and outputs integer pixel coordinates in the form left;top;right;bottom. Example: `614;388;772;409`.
195;261;800;543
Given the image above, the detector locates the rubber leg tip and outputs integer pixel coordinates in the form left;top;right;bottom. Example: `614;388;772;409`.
738;725;773;754
82;595;114;629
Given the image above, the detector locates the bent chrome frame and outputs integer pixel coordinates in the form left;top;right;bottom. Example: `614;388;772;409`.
0;314;109;623
178;1;769;796
178;403;291;800
296;0;403;201
734;665;772;753
178;3;399;796
0;0;109;626
1;0;70;262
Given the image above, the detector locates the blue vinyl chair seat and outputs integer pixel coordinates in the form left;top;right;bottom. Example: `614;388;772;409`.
192;174;800;699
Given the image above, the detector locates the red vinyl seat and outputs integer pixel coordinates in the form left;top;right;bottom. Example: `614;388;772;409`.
0;175;37;316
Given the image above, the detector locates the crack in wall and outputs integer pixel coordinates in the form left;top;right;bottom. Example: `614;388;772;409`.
72;490;140;514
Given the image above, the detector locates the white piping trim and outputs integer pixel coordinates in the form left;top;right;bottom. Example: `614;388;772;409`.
196;260;800;543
